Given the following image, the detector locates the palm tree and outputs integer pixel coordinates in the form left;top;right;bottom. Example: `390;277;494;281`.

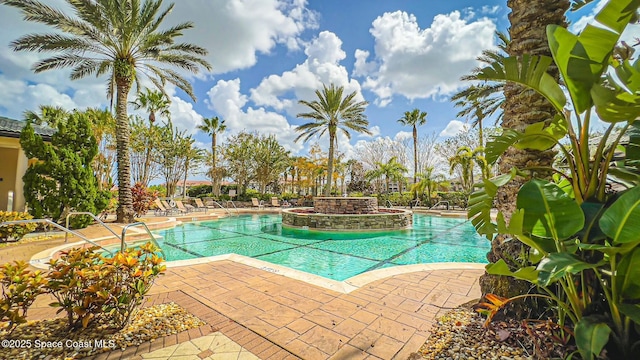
181;138;204;198
23;105;69;127
131;88;171;125
477;0;570;311
411;166;448;206
85;108;117;190
296;84;371;196
448;146;475;193
197;116;226;196
131;89;171;186
397;108;428;198
365;157;408;194
451;31;510;147
3;0;212;223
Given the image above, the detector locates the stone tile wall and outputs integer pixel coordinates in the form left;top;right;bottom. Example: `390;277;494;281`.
313;197;378;214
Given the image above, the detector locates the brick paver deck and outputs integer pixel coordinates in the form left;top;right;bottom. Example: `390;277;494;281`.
7;212;483;359
146;261;482;360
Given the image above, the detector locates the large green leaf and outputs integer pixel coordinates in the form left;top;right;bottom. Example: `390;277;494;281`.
592;82;640;123
618;303;640;324
475;55;566;114
600;186;640;244
593;0;640;35
515;114;568;150
485;259;539;284
575;316;612;360
485;116;567;165
485;130;520;165
498;210;558;256
547;0;637;115
468;170;516;239
537;252;598;287
517;179;585;240
577;201;607;244
615;247;640;299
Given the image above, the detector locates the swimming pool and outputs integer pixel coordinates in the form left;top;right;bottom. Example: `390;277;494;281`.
155;214;489;281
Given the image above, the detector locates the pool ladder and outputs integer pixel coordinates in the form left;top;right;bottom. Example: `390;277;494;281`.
64;212;166;257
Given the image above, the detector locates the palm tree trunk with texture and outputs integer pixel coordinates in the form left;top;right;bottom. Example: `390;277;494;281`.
479;0;569;317
115;78;135;223
325;134;335;196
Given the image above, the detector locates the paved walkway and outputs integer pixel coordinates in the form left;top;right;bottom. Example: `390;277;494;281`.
147;262;482;360
4;211;484;359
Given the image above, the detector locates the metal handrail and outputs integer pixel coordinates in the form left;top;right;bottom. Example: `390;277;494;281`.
226;200;239;214
210;201;232;216
120;222;166;258
384;200;393;208
1;219;113;256
429;201;450;210
65;212;121;244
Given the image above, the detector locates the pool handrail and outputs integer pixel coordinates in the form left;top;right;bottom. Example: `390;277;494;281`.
209;200;232;216
1;218;113;256
65;212;122;244
429;201;450;210
120;222;166;258
226;200;239;214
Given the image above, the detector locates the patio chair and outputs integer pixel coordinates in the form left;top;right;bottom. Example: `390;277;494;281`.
175;200;195;213
162;199;186;214
194;198;214;213
271;197;281;207
153;198;174;216
251;197;264;210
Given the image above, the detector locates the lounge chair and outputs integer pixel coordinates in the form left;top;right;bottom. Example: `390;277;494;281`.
272;197;291;208
153;198;174;216
194;198;214;213
175;200;194;213
162;199;186;214
251;198;264;210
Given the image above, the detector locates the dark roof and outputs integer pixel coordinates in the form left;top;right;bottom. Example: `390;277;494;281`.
0;116;55;140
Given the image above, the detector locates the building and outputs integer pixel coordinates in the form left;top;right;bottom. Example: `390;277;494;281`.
0;116;54;212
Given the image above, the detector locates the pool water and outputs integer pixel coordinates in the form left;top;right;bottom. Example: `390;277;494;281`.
155;214;489;281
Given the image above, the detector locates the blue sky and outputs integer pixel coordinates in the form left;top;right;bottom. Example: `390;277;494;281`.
0;0;618;163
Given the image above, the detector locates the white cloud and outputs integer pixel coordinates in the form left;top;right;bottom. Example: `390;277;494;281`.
439;120;469;137
359;125;380;138
353;10;497;106
0;75;79;118
206;78;303;153
172;0;318;74
394;131;413;141
250;31;364;117
480;5;501;15
0;0;317;119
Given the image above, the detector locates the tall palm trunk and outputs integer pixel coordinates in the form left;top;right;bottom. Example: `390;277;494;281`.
115;77;135;223
479;0;569;314
325;133;336;196
212;132;219;196
412;125;418;199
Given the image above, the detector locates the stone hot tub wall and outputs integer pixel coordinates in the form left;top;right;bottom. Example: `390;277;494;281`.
313;196;378;214
281;209;412;231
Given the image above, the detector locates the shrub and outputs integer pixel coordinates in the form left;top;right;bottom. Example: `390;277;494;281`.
100;243;165;328
377;192;413;207
187;184;212;198
0;261;47;332
46;246;107;329
0;211;37;242
131;183;158;217
436;191;468;208
46;244;165;330
20;113;110;228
